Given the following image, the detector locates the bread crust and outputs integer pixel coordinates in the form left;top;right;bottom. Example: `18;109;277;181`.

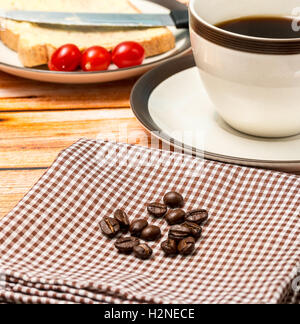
18;39;49;67
140;28;175;58
0;28;19;52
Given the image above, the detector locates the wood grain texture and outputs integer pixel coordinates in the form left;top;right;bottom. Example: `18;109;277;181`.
0;71;135;110
0;67;151;219
0;0;184;224
0;169;46;219
0;108;150;168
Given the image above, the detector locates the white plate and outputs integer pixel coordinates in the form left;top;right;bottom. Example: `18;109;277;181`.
131;55;300;174
0;0;190;84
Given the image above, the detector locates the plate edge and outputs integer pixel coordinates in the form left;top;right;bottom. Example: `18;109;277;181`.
130;54;300;168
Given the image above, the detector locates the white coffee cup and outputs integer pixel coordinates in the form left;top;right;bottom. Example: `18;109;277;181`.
189;0;300;137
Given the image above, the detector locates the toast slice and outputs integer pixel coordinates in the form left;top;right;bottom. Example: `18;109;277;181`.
0;0;175;67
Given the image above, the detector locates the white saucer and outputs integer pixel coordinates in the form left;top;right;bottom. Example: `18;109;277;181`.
131;55;300;174
0;0;190;84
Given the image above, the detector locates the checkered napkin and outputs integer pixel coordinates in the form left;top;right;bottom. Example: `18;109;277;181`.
0;139;299;304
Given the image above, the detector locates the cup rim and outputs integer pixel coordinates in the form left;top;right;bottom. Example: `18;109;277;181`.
189;0;300;43
189;0;300;54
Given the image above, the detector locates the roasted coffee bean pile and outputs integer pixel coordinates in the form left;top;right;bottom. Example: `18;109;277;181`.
154;192;208;256
99;191;209;260
99;210;157;260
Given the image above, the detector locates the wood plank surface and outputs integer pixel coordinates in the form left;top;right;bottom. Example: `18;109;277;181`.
0;71;135;110
0;69;148;219
0;2;188;222
0;169;46;219
0;108;150;168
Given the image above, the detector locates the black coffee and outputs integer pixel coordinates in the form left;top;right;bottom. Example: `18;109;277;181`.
216;16;300;39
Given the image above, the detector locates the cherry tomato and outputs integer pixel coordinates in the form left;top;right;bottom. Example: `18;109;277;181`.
81;46;112;72
112;41;145;68
48;44;81;72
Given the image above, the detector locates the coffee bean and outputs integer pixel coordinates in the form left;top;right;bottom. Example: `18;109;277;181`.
185;209;208;225
165;209;186;225
141;225;161;241
115;237;140;254
130;219;148;237
100;217;120;238
147;203;167;218
178;237;195;255
133;243;153;260
183;222;202;240
168;224;191;241
163;191;184;209
161;239;178;256
114;209;130;232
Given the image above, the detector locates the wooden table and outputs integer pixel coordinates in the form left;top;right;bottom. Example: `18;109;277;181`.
0;71;153;219
0;0;190;220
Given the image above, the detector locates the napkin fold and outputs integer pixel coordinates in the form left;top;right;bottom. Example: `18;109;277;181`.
0;139;299;304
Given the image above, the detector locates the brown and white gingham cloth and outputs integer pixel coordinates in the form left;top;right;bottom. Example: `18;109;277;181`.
0;139;299;304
